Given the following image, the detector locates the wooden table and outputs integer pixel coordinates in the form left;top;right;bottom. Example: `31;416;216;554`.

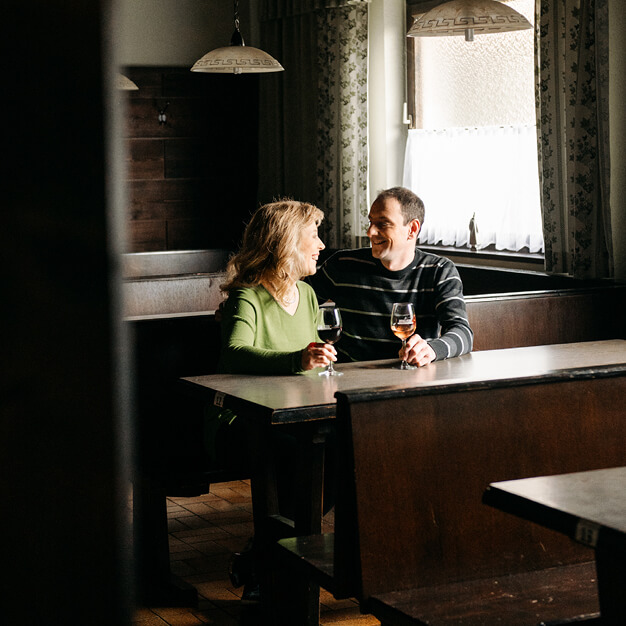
484;467;626;624
182;339;626;424
180;340;626;619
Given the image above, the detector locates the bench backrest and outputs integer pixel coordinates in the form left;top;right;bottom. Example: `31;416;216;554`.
466;286;626;351
333;372;626;600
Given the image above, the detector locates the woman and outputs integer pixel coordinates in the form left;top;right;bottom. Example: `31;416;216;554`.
218;199;336;374
211;200;337;600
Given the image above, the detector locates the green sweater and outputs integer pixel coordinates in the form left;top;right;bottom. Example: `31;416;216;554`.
217;282;320;375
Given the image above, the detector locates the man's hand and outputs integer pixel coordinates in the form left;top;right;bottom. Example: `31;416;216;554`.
301;342;337;371
402;334;436;367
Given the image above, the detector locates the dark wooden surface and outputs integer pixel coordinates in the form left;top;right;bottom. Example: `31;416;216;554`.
273;364;626;623
265;343;626;624
180;340;626;425
128;313;250;605
131;281;625;609
334;374;626;599
367;562;600;626
483;467;626;543
321;373;626;625
484;467;626;624
466;286;626;351
121;67;259;252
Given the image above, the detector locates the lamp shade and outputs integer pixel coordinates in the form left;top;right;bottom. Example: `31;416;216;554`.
116;73;139;90
191;45;284;74
408;0;532;40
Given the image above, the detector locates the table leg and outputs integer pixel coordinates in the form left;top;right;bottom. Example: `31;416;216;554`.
132;472;198;607
595;545;626;624
247;420;331;626
293;422;331;535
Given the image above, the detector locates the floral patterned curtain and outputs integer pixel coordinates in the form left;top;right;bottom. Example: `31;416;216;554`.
316;4;369;248
258;0;369;249
536;0;612;278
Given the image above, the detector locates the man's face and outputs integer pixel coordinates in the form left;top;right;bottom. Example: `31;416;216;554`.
366;198;420;270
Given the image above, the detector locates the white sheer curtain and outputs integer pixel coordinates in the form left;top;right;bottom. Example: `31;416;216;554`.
403;125;544;253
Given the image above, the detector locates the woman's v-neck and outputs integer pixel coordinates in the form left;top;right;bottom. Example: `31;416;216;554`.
262;282;301;317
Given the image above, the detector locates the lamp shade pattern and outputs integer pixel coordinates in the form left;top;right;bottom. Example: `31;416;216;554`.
408;0;531;38
191;45;284;74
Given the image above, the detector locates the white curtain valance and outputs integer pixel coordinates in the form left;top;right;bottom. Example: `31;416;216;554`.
404;125;544;253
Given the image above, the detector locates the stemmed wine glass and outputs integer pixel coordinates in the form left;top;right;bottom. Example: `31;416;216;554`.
390;302;417;370
316;306;343;377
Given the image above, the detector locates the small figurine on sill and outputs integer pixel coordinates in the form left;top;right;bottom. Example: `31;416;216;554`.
469;212;478;251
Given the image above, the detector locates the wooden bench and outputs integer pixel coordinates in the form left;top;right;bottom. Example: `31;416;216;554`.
466;285;626;351
127;282;626;606
273;358;626;624
128;312;250;605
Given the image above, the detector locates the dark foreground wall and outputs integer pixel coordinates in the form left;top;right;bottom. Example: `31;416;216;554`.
2;3;132;624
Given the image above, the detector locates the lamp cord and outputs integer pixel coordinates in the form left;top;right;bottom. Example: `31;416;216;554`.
234;0;240;30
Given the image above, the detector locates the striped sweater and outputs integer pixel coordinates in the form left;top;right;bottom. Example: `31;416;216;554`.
307;247;473;362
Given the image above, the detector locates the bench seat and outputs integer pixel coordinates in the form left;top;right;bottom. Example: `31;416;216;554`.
275;534;337;595
270;358;626;625
366;562;600;626
276;536;601;625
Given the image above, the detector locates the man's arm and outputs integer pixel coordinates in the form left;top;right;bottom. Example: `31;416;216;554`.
405;261;473;366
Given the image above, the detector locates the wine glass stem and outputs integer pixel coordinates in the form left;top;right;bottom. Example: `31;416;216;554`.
328;360;335;373
401;339;407;366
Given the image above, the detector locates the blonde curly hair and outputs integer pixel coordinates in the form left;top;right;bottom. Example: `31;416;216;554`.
221;199;324;303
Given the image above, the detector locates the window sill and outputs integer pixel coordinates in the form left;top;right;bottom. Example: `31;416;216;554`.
418;244;545;271
343;240;545;271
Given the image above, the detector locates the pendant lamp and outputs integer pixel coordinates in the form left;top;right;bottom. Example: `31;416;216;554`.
116;73;139;90
191;0;283;74
408;0;532;42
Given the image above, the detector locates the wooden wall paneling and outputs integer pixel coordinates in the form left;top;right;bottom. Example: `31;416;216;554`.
163;69;215;98
128;220;167;252
127;139;164;180
127;181;168;220
123;67;165;98
120;67;259;254
167;218;213;250
163;137;212;179
124;97;210;139
467;288;626;351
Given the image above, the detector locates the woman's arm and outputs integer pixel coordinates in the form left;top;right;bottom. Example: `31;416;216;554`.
219;295;304;374
218;287;335;374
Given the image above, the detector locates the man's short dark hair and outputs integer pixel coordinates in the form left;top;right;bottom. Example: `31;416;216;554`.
374;187;425;226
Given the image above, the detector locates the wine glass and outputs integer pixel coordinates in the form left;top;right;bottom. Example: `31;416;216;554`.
390;302;417;370
316;306;343;377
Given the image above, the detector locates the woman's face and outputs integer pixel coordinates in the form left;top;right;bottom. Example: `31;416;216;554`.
299;221;325;277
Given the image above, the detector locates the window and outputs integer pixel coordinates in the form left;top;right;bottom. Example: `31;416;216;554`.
403;0;543;254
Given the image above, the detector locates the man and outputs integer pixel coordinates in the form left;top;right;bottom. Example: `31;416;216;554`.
308;187;473;366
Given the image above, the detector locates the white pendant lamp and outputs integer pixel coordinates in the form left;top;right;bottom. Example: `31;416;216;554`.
191;0;283;75
408;0;532;42
116;73;139;90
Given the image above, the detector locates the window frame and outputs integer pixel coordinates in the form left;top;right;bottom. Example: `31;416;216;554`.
406;0;444;130
404;0;544;264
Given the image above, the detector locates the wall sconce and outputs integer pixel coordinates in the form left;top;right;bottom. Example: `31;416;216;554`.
157;102;170;126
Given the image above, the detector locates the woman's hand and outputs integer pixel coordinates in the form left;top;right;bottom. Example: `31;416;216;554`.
301;342;337;371
402;334;436;367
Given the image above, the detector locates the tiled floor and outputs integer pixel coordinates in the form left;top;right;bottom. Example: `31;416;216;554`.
132;480;380;626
